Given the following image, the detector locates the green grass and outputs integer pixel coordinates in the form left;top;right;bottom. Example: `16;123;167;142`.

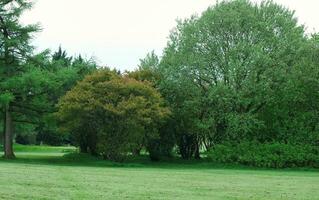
13;144;76;153
0;145;318;200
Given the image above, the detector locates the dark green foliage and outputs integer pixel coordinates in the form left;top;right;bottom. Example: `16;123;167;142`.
15;133;36;145
147;127;175;161
147;118;176;161
207;142;319;168
36;125;69;146
31;48;96;147
52;46;73;66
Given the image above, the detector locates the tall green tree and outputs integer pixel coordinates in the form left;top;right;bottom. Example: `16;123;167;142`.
0;0;40;158
159;0;312;159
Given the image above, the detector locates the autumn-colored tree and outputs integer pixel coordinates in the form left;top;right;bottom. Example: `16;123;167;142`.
57;69;170;161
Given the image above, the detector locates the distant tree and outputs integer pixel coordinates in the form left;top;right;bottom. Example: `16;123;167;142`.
52;46;72;66
57;69;170;161
138;50;159;71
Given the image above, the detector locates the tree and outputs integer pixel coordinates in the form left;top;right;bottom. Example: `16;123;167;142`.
159;0;311;159
27;48;96;146
138;50;159;71
0;7;96;156
0;0;40;158
57;69;170;161
127;52;176;160
52;46;72;66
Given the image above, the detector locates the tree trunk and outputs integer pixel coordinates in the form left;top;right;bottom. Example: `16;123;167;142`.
1;111;4;146
194;142;201;160
3;107;15;159
79;141;88;153
194;135;201;160
132;148;141;156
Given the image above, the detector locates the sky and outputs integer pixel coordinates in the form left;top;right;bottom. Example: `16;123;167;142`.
22;0;319;71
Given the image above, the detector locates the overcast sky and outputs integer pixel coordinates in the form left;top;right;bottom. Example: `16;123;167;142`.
22;0;319;71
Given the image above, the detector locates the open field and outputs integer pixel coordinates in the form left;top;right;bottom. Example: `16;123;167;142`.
0;145;318;200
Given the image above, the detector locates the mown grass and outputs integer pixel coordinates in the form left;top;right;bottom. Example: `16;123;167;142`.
0;145;318;200
13;144;76;153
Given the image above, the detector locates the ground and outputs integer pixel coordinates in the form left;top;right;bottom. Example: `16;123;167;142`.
0;145;318;200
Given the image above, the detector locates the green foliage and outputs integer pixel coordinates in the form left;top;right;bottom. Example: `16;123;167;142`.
15;133;37;145
147;119;176;161
52;46;73;66
0;0;42;158
128;56;176;160
36;125;70;146
208;142;319;168
158;0;319;159
30;48;96;146
138;50;159;71
0;93;14;107
126;68;160;86
0;0;318;168
57;69;170;161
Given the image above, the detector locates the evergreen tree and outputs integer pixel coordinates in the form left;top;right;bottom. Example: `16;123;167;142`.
0;0;39;158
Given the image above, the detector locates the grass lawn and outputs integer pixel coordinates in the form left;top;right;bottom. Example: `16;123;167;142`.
0;145;318;200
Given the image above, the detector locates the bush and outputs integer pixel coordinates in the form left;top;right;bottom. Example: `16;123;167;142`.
57;69;170;161
207;142;319;168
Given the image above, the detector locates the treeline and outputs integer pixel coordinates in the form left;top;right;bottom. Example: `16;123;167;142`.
1;0;319;167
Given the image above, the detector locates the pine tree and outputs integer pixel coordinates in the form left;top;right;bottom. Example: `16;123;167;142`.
0;0;39;158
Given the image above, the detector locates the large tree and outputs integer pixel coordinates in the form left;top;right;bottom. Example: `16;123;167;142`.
0;0;40;158
159;0;315;159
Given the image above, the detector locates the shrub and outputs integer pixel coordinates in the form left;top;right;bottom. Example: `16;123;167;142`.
207;142;319;168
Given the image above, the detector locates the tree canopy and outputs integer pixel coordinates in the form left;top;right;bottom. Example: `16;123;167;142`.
158;0;319;159
0;0;318;166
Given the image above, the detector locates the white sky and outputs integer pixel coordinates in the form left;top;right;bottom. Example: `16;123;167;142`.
22;0;319;71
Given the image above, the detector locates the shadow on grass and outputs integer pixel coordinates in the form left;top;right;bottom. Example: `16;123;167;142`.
0;152;221;169
0;152;318;173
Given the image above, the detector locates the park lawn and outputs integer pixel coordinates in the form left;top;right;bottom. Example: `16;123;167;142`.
0;145;318;200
